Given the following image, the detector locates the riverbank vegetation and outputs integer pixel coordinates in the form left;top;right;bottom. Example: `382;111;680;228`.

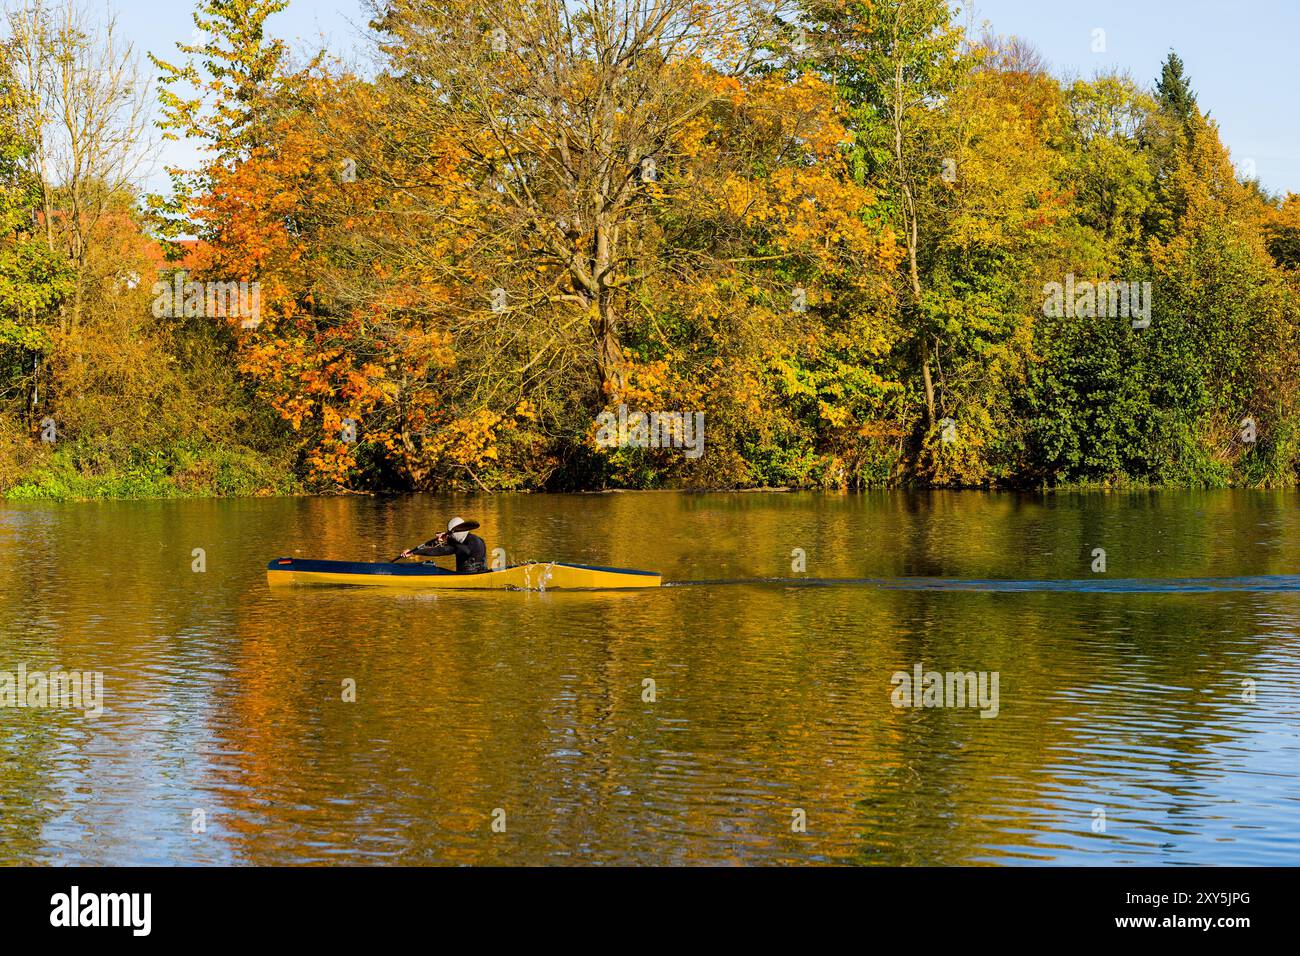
3;0;1299;497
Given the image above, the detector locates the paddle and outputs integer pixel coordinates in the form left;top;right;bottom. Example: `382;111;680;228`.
390;521;480;562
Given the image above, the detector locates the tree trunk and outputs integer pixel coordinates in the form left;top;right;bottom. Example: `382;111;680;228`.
920;342;935;424
893;36;936;430
593;291;626;397
590;218;626;397
903;197;935;426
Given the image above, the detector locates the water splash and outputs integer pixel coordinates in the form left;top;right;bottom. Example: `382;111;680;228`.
520;561;557;592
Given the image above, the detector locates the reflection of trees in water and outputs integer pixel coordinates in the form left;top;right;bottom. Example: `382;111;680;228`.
0;707;69;862
850;590;1299;864
4;490;1299;864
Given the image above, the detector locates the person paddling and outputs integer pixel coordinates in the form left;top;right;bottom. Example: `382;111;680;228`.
398;517;487;573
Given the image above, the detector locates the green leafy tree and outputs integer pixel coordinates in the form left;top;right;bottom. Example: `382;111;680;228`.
803;0;976;441
0;42;72;417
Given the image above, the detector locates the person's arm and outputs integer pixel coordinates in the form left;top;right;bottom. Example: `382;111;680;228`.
407;533;454;557
412;542;454;557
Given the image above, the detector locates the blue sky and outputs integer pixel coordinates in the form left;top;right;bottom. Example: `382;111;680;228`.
119;0;1298;197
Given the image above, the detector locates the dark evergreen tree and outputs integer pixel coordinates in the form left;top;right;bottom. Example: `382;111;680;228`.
1156;51;1196;121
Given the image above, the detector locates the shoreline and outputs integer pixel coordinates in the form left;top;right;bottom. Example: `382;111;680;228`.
6;481;1300;504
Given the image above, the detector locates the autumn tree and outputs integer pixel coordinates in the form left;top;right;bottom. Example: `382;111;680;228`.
148;0;290;241
917;34;1070;484
3;0;152;333
1263;193;1300;271
366;0;791;400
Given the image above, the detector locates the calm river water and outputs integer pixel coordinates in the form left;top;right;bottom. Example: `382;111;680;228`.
1;490;1298;865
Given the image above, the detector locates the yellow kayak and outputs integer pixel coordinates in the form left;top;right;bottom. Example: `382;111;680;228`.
266;557;661;590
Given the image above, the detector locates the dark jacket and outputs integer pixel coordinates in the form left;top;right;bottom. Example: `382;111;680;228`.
413;532;488;573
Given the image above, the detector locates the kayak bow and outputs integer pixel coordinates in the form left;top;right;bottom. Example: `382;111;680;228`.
266;557;661;590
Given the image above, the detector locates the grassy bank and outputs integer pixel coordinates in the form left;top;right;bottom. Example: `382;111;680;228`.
2;441;300;501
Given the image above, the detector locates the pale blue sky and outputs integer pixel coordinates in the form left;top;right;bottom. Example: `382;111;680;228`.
116;0;1297;197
